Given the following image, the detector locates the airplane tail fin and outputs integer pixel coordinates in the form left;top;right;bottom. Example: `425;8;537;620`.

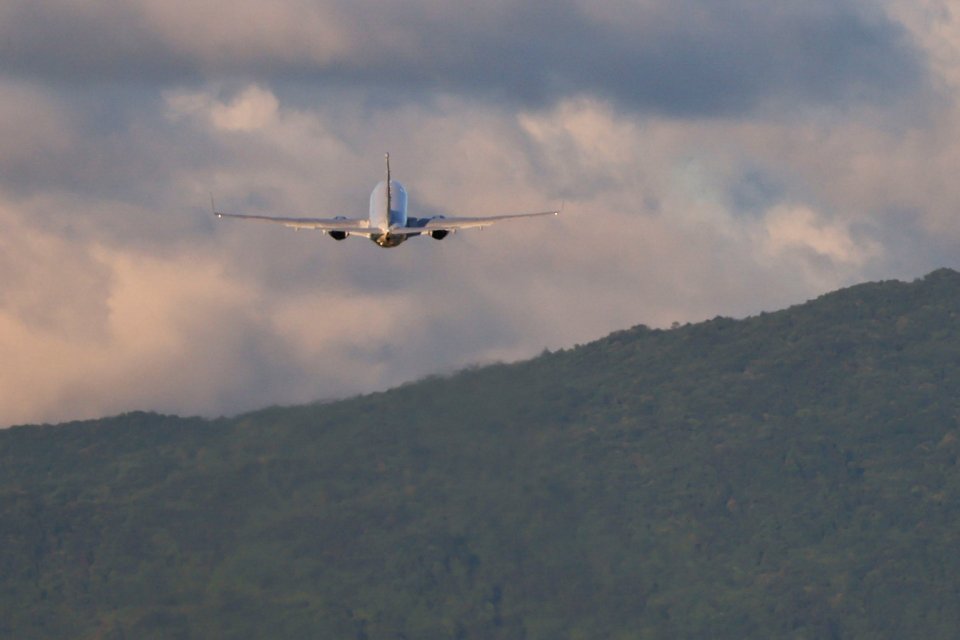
385;152;392;217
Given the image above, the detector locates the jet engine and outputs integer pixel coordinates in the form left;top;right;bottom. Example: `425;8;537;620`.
328;217;349;240
427;215;448;240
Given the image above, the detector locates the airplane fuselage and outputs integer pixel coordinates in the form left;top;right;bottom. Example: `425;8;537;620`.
368;179;409;247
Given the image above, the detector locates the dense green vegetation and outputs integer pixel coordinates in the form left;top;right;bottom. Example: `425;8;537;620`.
4;269;960;638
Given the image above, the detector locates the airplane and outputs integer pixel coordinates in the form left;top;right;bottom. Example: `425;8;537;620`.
213;154;559;248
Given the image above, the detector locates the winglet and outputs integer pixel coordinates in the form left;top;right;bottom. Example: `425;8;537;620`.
210;193;222;218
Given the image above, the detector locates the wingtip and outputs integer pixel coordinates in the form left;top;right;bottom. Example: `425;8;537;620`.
210;193;225;218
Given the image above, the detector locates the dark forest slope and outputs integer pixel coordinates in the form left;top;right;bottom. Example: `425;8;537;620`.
4;269;960;639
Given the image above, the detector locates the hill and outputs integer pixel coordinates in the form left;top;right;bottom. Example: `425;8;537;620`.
3;269;960;638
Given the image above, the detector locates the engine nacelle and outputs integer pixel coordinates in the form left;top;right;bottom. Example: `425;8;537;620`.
329;231;347;241
428;216;449;240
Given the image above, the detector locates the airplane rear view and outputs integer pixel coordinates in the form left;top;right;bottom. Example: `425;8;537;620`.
213;154;558;248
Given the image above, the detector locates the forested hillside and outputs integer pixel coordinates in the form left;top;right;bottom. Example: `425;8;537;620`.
4;269;960;639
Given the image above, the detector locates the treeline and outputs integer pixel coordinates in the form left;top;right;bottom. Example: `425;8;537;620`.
3;269;960;638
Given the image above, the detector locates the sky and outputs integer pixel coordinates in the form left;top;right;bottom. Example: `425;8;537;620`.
2;0;960;426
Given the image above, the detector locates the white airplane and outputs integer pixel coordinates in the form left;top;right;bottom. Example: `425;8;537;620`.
213;154;559;248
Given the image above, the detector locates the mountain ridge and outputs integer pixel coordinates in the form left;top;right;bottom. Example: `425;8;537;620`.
12;267;958;431
3;268;960;638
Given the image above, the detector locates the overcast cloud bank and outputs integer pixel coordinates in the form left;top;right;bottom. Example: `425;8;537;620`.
1;0;959;425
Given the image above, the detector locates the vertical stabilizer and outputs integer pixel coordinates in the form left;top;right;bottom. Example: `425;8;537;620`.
385;153;392;224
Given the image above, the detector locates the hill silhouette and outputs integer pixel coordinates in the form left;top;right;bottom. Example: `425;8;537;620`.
3;269;960;638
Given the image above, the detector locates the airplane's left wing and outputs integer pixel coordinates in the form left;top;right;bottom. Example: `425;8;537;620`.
399;209;559;234
214;211;372;233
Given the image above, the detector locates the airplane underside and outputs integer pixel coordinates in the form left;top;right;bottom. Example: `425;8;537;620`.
368;228;452;247
371;232;414;248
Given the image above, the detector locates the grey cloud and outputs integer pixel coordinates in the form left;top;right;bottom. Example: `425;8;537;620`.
727;168;788;218
0;0;930;117
384;0;928;116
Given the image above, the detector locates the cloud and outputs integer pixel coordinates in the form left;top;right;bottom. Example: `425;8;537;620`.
2;2;960;425
0;0;930;117
167;85;279;132
0;81;79;193
761;204;881;292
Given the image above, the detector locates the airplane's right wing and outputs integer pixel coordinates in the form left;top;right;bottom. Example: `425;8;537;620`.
214;210;373;233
